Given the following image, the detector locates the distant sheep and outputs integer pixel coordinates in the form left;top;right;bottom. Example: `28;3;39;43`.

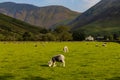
63;46;69;53
48;54;65;67
95;44;99;47
102;43;107;47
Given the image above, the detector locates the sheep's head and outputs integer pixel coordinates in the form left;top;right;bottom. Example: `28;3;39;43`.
48;60;52;67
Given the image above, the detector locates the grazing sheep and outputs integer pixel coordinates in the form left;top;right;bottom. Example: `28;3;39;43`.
63;46;69;53
102;43;107;47
95;44;99;47
48;54;65;67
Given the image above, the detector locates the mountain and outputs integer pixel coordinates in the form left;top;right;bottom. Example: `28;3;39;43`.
0;2;79;28
70;0;120;34
0;13;42;40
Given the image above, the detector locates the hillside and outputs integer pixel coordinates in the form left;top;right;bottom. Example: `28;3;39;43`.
0;2;79;28
69;0;120;34
0;13;41;40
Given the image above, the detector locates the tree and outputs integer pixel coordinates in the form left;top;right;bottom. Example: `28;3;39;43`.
46;33;56;41
108;35;114;41
113;33;119;40
58;32;72;41
40;28;49;34
0;34;5;41
22;32;34;41
54;26;70;33
54;26;72;41
72;31;86;41
41;33;56;41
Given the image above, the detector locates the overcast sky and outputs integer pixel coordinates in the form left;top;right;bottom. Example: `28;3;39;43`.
0;0;101;12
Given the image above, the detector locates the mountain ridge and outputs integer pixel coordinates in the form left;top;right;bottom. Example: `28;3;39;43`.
0;2;79;28
0;13;42;40
69;0;120;33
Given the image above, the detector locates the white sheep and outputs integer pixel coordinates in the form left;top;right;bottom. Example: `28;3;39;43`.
95;44;99;47
102;43;107;47
48;54;65;67
63;46;69;53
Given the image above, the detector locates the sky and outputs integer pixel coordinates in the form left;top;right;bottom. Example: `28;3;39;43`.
0;0;101;12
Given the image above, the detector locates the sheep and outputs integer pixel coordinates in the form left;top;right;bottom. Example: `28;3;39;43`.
63;46;69;53
95;44;99;47
102;43;107;47
48;54;65;67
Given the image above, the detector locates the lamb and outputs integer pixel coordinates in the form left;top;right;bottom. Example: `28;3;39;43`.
48;54;65;67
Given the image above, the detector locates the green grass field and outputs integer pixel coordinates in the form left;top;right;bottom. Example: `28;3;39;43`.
0;42;120;80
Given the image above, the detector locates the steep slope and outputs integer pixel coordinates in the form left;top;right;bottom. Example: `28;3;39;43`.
0;2;79;28
0;13;41;40
70;0;120;33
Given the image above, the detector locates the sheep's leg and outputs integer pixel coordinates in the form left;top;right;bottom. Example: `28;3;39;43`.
63;61;65;67
53;62;56;67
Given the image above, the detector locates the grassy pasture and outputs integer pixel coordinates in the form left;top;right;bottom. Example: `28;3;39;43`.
0;41;120;80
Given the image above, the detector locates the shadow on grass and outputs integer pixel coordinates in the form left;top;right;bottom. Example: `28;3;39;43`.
80;64;89;67
106;77;120;80
40;64;48;67
19;66;30;69
0;73;14;80
23;76;48;80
